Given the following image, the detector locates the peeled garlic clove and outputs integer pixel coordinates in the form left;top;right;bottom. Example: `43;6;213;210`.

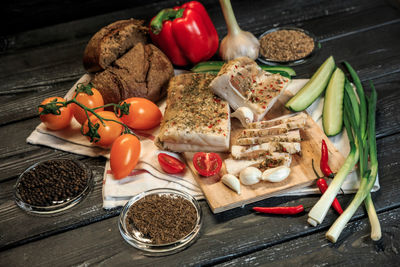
261;166;291;183
221;174;241;194
231;107;254;127
239;167;262;185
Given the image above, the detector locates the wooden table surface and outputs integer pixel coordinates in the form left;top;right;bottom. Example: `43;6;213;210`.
1;0;400;266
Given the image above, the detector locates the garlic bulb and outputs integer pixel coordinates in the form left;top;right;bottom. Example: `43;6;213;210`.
231;107;254;127
239;167;262;185
261;166;291;183
219;0;260;60
221;174;241;194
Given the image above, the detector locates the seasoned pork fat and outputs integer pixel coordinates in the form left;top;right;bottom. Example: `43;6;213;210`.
210;57;290;121
155;73;230;152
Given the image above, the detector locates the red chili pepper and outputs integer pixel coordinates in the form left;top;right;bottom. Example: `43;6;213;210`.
320;139;334;178
149;1;219;66
316;178;343;214
252;205;304;215
312;159;343;215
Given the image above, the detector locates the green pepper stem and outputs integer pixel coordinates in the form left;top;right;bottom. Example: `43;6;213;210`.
150;8;184;35
219;0;241;36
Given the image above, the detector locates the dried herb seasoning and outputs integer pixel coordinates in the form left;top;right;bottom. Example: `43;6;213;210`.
260;29;315;62
16;159;88;207
126;194;198;244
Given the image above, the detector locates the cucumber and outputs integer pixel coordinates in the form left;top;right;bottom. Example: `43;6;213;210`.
285;56;335;111
191;61;296;78
322;67;345;136
191;61;224;72
259;65;296;77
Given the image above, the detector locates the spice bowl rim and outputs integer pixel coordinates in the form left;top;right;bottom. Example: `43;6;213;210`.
257;26;319;66
118;188;203;256
14;158;94;216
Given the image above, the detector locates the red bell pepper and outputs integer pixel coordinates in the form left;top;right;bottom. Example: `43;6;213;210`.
149;1;219;66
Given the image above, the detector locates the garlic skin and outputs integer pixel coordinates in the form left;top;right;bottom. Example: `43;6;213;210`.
219;0;260;61
220;31;260;61
221;174;241;194
231;107;254;127
261;166;291;183
239;167;262;185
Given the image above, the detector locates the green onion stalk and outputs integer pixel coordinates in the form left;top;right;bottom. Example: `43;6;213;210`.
307;111;359;226
341;64;381;241
307;62;381;242
326;83;378;242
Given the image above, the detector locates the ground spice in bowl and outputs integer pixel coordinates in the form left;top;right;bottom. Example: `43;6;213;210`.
119;188;202;255
259;27;316;64
14;158;92;214
126;194;198;245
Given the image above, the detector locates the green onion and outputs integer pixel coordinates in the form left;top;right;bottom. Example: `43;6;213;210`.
326;83;378;242
307;108;359;226
308;62;381;243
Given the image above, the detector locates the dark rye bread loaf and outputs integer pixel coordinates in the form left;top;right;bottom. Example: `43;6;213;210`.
91;43;174;104
83;18;148;73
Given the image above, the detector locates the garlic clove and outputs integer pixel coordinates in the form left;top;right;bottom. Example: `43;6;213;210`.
239;167;262;185
231;107;254;127
221;174;241;194
261;166;291;183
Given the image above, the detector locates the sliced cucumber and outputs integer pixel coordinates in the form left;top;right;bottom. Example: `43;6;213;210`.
323;67;345;136
285;56;335;112
259;65;296;76
191;61;224;72
191;61;296;78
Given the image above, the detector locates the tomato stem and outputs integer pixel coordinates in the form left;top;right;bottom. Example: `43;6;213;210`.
40;89;137;144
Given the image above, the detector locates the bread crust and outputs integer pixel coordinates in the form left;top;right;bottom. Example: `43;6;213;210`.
83;18;148;73
91;43;174;104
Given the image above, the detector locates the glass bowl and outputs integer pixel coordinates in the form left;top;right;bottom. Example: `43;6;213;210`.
119;188;203;256
258;26;319;66
14;158;93;215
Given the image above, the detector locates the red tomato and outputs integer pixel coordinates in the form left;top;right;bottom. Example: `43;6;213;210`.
158;153;186;174
120;97;162;130
192;152;222;177
82;111;123;147
71;87;104;125
110;134;141;180
39;96;73;130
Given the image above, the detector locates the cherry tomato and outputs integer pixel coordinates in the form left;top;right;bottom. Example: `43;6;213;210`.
82;111;123;147
120;97;162;130
39;96;73;130
158;153;186;174
192;152;222;177
110;134;141;180
71;87;104;125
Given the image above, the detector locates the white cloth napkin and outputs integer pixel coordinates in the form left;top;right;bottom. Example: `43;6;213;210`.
26;75;379;209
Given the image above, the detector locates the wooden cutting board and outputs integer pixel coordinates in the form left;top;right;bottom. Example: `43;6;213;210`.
184;89;346;213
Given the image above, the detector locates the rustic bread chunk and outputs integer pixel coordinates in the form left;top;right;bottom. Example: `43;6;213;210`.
91;43;174;104
83;18;148;72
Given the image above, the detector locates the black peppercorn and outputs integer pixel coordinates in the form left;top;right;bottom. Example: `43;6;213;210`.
16;159;89;207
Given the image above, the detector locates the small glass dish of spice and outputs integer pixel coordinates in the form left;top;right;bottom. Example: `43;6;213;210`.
14;158;93;215
119;188;202;256
258;26;319;66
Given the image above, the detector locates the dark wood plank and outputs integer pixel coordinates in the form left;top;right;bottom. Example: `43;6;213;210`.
1;5;399;128
0;157;116;251
0;131;399;262
0;1;399;250
0;0;399;265
1;0;384;44
218;208;400;266
0;188;397;266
